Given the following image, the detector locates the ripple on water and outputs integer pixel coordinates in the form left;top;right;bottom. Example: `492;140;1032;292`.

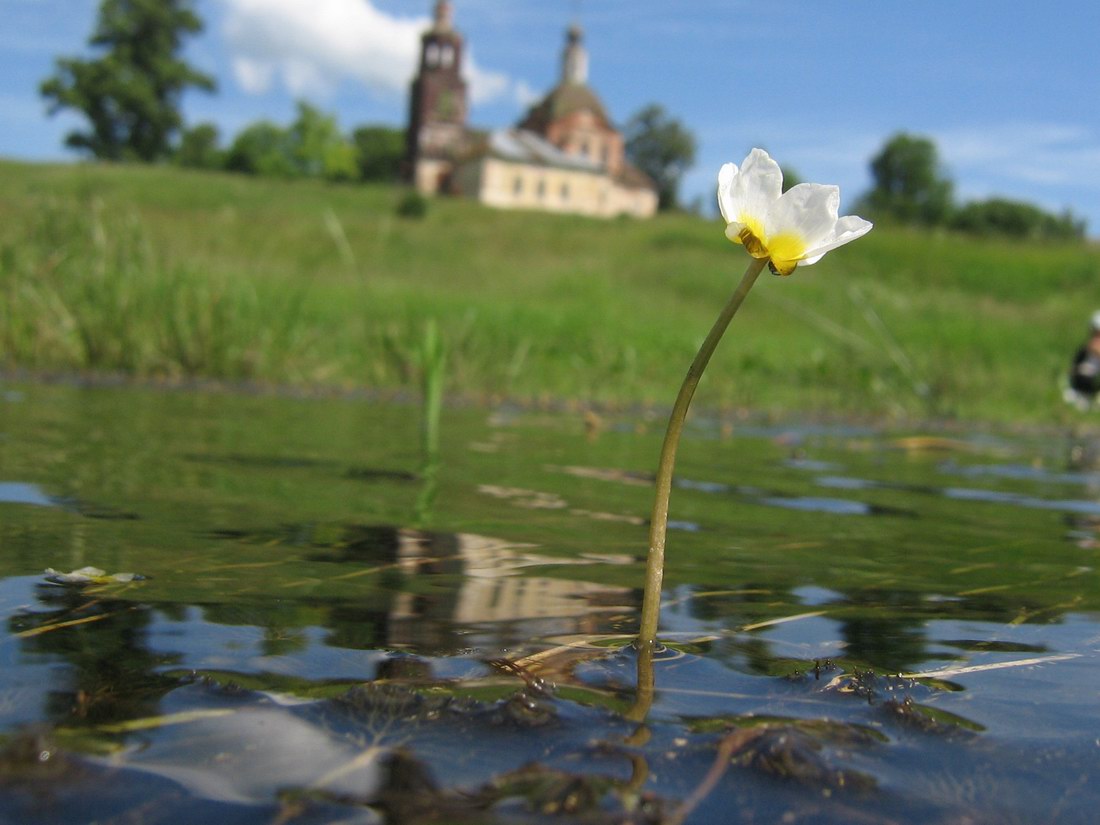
759;495;875;516
943;486;1100;516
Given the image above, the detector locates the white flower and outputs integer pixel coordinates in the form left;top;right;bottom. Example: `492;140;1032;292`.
717;148;872;276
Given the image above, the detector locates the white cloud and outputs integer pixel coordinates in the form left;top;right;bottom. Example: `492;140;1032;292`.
935;123;1100;191
218;0;517;105
512;79;542;108
922;124;1100;228
230;56;275;95
688;122;1100;221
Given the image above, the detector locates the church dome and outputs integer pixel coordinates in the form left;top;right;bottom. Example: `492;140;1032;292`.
518;82;613;133
517;23;612;133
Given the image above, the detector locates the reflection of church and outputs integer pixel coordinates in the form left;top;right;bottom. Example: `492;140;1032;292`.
385;528;633;650
404;1;658;219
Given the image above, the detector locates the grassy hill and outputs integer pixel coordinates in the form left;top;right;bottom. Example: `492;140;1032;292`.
1;159;1098;426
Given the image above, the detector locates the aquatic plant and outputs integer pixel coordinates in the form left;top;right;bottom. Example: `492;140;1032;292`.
415;318;446;523
638;149;872;649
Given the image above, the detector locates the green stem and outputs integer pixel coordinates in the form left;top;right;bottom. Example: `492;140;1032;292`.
637;257;766;648
625;640;655;723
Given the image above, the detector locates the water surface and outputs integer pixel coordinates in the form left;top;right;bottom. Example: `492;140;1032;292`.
1;381;1098;823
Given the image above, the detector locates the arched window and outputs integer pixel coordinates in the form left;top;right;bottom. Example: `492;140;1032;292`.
426;44;439;67
536;179;546;199
513;175;524;196
560;182;570;201
440;46;453;68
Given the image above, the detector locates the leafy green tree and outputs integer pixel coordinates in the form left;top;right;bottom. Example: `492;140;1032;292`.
225;104;360;182
225;121;296;178
860;133;954;226
351;125;404;182
288;102;358;182
40;0;215;162
624;104;697;211
950;197;1085;241
175;122;223;170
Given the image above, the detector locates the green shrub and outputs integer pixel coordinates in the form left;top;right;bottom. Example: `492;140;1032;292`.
950;197;1085;241
396;189;429;219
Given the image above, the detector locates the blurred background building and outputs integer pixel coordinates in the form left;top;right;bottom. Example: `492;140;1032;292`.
405;1;658;218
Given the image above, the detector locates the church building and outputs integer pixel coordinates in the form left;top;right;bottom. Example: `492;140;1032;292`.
404;2;658;219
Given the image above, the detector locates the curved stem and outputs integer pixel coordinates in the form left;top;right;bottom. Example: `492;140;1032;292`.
637;257;766;648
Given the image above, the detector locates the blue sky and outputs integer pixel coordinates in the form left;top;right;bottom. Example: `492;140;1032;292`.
4;0;1100;232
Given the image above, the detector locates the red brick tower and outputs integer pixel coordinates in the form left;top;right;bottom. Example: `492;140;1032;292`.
405;1;468;189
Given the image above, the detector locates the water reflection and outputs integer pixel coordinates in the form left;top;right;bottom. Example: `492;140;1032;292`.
555;464;920;518
0;482;55;507
4;383;1100;822
347;525;635;649
0;481;138;521
837;590;930;670
8;582;178;727
209;522;637;653
1;517;639;739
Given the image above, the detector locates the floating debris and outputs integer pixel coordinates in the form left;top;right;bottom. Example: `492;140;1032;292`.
43;567;146;586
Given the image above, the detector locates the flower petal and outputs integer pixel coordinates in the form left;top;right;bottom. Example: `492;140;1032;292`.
716;162;739;225
799;215;874;266
717;149;782;238
736;149;783;221
765;183;840;249
757;183;839;273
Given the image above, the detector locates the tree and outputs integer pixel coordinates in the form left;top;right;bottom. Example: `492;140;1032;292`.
225;121;296;178
224;103;359;182
351;125;405;182
175;122;223;170
40;0;215;162
288;102;358;182
860;133;954;226
624;104;697;211
950;197;1085;241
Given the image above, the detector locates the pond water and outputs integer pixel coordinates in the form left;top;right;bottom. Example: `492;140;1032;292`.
1;380;1099;824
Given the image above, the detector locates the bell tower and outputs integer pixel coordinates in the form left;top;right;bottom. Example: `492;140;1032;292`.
405;1;468;190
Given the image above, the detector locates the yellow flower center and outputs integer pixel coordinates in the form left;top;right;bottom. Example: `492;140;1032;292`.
735;218;768;259
735;220;807;277
762;231;807;276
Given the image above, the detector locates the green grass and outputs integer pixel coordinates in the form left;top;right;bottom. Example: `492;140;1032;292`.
1;159;1098;425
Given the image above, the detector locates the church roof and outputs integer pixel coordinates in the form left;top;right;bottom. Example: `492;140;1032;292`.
462;128;603;172
518;82;614;134
616;160;658;192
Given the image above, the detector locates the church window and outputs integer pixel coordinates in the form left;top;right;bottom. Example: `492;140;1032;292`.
426;44;439;67
440;45;453;68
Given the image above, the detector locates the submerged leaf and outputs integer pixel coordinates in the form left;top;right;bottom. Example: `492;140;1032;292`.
882;697;985;734
727;727;877;792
